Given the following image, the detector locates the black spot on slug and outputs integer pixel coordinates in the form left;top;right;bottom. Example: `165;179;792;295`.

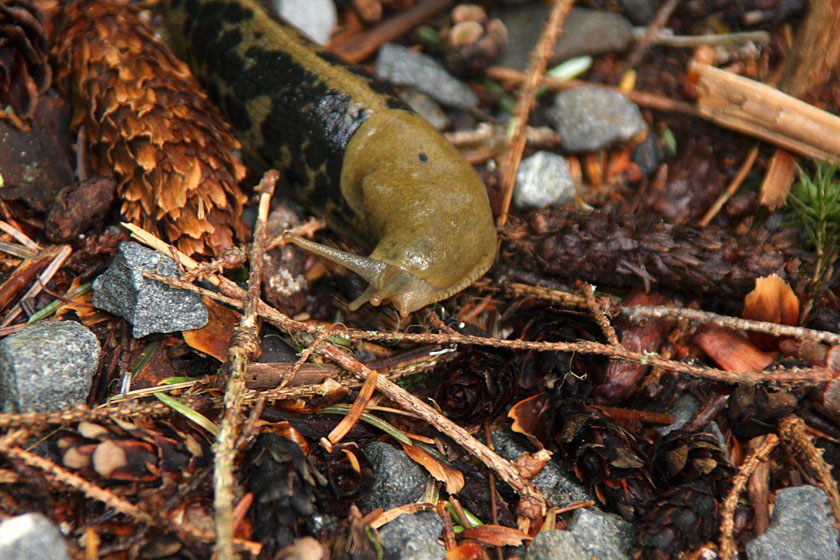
419;152;428;162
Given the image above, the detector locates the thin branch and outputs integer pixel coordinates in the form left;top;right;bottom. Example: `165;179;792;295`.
496;0;574;228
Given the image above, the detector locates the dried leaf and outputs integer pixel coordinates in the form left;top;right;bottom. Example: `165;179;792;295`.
182;296;240;361
460;525;530;547
695;324;775;372
400;440;465;494
743;273;800;350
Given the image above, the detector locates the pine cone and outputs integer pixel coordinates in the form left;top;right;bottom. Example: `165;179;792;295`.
556;409;655;519
55;0;248;256
0;0;51;126
434;347;517;423
245;433;320;555
635;430;734;559
634;482;721;560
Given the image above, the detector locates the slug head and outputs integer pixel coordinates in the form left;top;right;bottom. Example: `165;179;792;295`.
281;231;440;316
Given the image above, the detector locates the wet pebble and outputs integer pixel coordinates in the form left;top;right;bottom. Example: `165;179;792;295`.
547;85;646;152
271;0;336;45
376;43;478;110
0;321;99;413
514;151;576;209
92;241;208;338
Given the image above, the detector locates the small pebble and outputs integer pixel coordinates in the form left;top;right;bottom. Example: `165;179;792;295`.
514;151;576;209
746;486;840;560
499;7;634;70
271;0;336;45
492;430;590;508
0;321;100;413
360;441;427;510
548;85;647;153
525;530;589;560
379;511;444;560
375;43;478;110
399;89;450;130
620;0;660;24
632;132;664;177
92;241;208;338
568;508;633;560
0;513;71;560
656;393;699;436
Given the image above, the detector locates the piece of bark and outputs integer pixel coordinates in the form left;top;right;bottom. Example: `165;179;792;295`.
46;175;117;242
692;63;840;163
759;0;840;208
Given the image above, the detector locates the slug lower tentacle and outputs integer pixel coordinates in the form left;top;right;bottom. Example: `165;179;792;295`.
163;0;497;316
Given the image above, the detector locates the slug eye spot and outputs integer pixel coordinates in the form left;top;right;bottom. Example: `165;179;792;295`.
418;152;428;162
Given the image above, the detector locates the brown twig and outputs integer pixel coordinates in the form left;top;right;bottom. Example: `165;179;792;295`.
699;144;760;226
484;67;699;116
622;305;840;345
618;0;681;77
213;170;276;560
329;0;455;63
779;414;840;532
719;433;779;560
580;282;619;345
496;0;574;228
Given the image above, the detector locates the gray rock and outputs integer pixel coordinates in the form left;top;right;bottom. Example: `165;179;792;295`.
746;486;840;560
620;0;660;24
656;393;699;436
92;242;208;338
379;511;444;560
632;133;664;176
525;530;588;560
271;0;336;45
360;442;426;510
399;89;450;131
548;86;647;152
375;43;478;110
0;321;100;413
568;509;633;560
499;7;634;70
514;151;576;209
0;513;70;560
491;430;590;508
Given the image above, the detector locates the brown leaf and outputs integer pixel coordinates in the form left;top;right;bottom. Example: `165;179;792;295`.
182;296;240;361
445;540;488;560
460;525;530;547
400;440;465;494
743;273;800;350
695;325;775;372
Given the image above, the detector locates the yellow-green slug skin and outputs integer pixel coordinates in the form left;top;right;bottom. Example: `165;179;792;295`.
163;0;497;315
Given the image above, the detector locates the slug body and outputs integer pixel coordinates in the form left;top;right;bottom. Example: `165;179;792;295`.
163;0;497;316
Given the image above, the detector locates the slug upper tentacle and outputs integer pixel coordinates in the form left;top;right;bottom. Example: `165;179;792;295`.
163;0;497;316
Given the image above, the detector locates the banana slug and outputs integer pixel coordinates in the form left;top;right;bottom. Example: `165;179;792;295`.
162;0;497;316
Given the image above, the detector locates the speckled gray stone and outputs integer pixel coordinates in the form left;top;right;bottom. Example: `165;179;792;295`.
0;321;99;413
0;513;70;560
656;393;700;436
499;7;634;70
360;442;427;510
525;530;589;560
375;43;478;109
379;512;444;560
491;430;590;508
92;242;208;338
399;89;450;131
271;0;336;45
632;133;664;176
568;509;633;560
548;86;647;153
746;486;840;560
514;151;576;209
